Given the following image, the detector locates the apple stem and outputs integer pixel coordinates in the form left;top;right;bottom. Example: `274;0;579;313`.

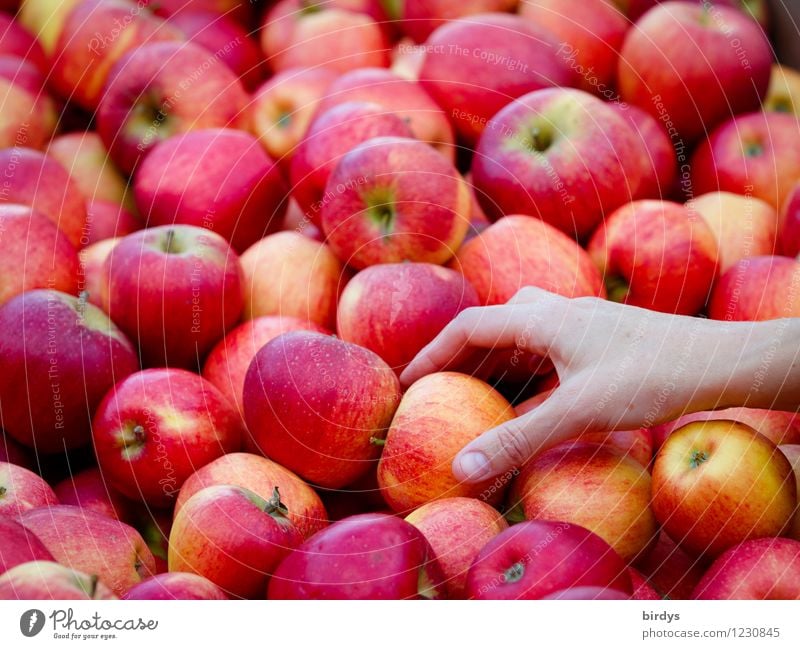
369;436;386;447
0;486;6;497
88;574;98;598
528;126;552;153
265;486;290;518
133;425;145;442
163;229;179;254
605;275;630;303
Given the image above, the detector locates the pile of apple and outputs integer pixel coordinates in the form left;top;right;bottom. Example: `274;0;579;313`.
0;0;799;601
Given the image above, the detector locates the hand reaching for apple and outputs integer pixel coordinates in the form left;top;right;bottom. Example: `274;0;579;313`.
400;286;800;484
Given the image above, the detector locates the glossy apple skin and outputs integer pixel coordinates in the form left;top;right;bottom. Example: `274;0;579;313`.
97;40;248;174
0;55;56;150
377;372;515;513
472;88;644;237
0;289;139;452
0;461;58;517
84;200;140;245
652;420;797;558
634;530;707;600
0;147;87;247
400;0;518;42
0;561;118;600
54;467;133;522
0;516;54;576
629;568;661;600
92;368;242;507
405;497;508;598
168;485;303;599
466;520;632;600
692;537;800;599
780;182;800;257
124;572;228;600
78;238;119;308
708;255;800;321
19;505;156;597
0;204;79;307
337;263;479;374
268;513;445;600
321;136;470;268
618;2;771;144
134;128;287;253
244;331;401;489
510;442;657;562
589;200;719;315
103;224;243;369
419;14;575;145
690;112;800;210
240;231;346;330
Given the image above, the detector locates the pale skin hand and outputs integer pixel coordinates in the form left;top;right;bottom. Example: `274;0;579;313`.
399;287;800;484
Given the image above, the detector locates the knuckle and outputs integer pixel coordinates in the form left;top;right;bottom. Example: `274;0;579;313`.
493;423;534;467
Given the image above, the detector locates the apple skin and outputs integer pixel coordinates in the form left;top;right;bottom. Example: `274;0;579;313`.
692;537;800;599
589;200;719;315
17;0;82;57
102;224;244;370
321;136;470;269
0;432;33;469
240;231;347;330
618;2;772;144
0;517;54;576
690;112;800;210
133;128;287;253
377;372;515;513
175;453;329;539
510;442;658;562
708;255;800;321
634;530;707;600
244;331;402;489
418;13;575;145
465;520;632;600
0;147;88;248
0;461;59;517
472;88;644;237
629;568;661;600
54;467;133;522
652;420;797;558
337;263;479;374
544;586;631;600
0;12;47;72
0;561;117;600
268;513;445;599
124;572;228;600
398;0;517;42
405;497;508;598
290;101;414;220
78;237;119;308
128;506;171;574
780;182;800;257
168;484;303;599
144;0;253;25
19;505;156;597
84;200;141;245
780;445;800;539
97;40;248;175
0;289;139;452
0;204;79;307
764;64;800;117
0;55;56;150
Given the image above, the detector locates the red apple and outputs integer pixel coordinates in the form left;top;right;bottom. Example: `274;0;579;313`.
764;64;800;117
17;0;82;57
397;0;517;42
84;199;140;244
129;506;171;574
0;561;117;600
144;0;253;25
168;484;302;598
0;55;56;150
268;513;445;599
134;128;287;252
244;331;401;488
124;572;228;600
103;224;243;369
0;517;53;576
543;586;631;600
0;432;33;469
53;467;132;522
78;237;119;308
0;289;139;452
780;445;800;539
0;461;58;517
780;181;800;257
629;568;661;600
634;530;707;600
466;520;632;599
0;11;47;71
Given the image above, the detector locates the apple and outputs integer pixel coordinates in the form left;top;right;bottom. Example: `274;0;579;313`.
92;368;242;507
290;101;414;220
405;497;508;598
97;40;248;174
283;197;324;241
390;37;425;80
708;255;800;321
84;200;140;244
19;505;156;597
175;453;328;539
124;572;228;600
0;204;79;307
133;128;287;253
0;461;59;517
168;484;303;599
268;513;445;599
0;517;53;576
54;467;132;522
588;200;719;315
418;13;575;145
129;506;171;574
465;520;632;599
780;181;800;257
652;420;796;557
18;0;82;57
78;237;119;308
240;231;346;330
0;432;33;469
690;112;800;210
0;55;56;150
692;537;800;599
629;568;661;600
102;224;243;369
618;1;772;144
397;0;517;42
0;561;117;600
471;88;645;237
144;0;253;25
780;445;800;539
0;289;139;452
377;372;515;512
337;263;479;374
764;64;800;117
0;11;47;71
321;136;470;268
543;587;631;600
634;530;707;600
510;442;657;561
244;331;401;489
0;147;88;247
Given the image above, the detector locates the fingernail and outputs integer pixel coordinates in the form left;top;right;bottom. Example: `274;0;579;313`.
457;451;492;480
